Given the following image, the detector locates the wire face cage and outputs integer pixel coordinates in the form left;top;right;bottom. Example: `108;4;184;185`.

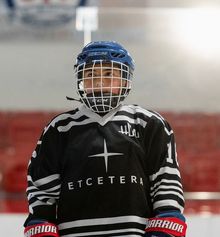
75;60;133;113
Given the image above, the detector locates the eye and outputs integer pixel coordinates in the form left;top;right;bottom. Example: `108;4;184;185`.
85;71;93;77
106;72;113;77
103;71;113;77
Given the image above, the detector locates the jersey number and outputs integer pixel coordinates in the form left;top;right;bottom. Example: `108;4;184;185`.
166;142;173;164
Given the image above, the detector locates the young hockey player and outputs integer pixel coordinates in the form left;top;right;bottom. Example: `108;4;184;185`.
24;41;187;237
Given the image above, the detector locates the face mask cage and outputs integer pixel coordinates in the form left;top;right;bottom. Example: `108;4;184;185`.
75;60;133;113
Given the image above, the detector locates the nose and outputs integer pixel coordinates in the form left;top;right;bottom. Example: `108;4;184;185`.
95;79;104;88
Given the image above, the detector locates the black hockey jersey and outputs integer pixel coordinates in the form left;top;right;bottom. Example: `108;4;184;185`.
24;104;185;237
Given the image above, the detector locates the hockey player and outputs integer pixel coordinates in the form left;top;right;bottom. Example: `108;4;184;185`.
24;41;187;237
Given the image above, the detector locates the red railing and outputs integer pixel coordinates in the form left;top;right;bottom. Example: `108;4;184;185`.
0;111;220;213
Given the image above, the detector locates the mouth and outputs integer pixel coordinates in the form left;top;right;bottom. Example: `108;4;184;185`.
87;92;115;98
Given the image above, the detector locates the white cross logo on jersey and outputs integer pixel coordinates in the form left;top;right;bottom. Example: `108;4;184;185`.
89;139;123;173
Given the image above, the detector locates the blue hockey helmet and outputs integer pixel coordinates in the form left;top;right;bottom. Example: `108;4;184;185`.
74;41;135;113
74;41;135;71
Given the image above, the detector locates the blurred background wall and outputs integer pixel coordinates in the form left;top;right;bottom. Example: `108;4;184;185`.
0;0;220;236
1;0;220;112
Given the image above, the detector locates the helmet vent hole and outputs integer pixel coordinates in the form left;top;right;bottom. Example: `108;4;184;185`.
111;52;125;58
77;54;87;61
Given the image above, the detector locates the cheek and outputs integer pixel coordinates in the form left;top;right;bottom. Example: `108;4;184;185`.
111;88;120;94
112;79;121;86
83;80;93;93
112;82;121;94
84;79;92;87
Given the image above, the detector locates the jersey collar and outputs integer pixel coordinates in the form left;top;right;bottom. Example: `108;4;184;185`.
79;104;122;126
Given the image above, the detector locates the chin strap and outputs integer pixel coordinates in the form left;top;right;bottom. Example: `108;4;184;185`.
66;96;81;102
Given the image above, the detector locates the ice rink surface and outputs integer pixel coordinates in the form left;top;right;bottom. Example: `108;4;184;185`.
0;214;220;237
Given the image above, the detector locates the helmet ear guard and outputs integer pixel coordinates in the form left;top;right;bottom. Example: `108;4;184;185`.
74;41;134;114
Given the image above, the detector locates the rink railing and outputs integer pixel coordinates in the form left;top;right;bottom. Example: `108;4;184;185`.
184;192;220;200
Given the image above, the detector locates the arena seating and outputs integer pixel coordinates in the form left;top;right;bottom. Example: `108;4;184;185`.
0;111;220;213
0;112;57;213
162;112;220;192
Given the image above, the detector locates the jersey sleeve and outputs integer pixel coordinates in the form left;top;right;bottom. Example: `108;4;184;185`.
145;115;185;215
24;123;62;226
